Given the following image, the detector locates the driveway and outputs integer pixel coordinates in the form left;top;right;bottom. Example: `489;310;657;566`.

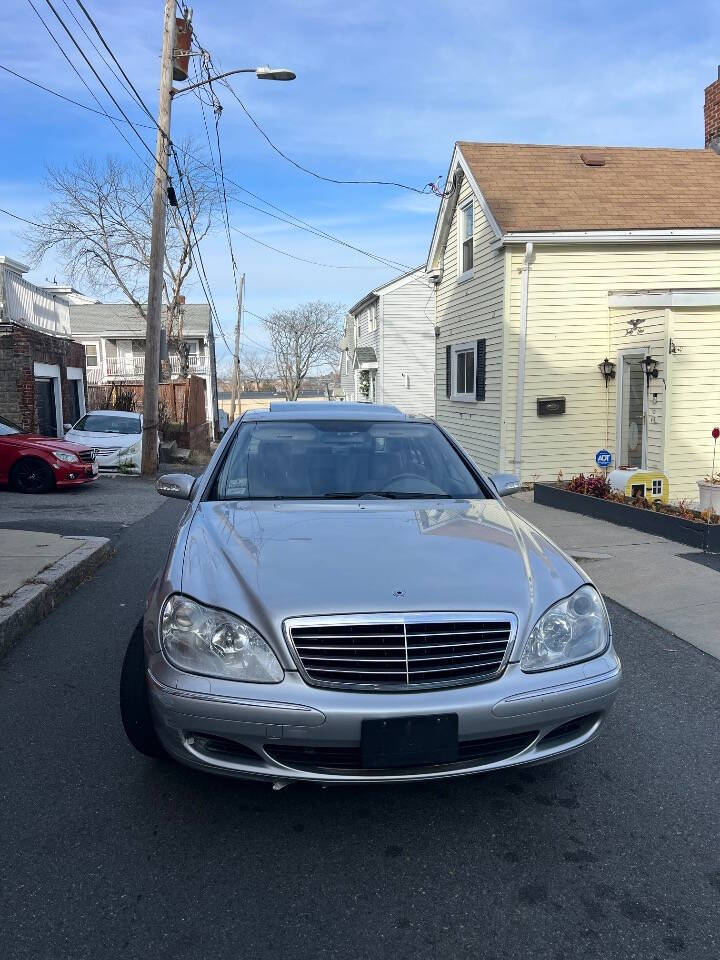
0;466;198;539
1;499;718;960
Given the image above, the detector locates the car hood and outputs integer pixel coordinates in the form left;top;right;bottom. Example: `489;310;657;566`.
2;434;92;453
180;499;585;661
65;430;140;448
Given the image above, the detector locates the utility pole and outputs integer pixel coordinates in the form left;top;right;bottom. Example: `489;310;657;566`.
141;0;178;476
229;273;245;421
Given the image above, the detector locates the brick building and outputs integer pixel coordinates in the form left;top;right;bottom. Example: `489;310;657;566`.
0;257;87;436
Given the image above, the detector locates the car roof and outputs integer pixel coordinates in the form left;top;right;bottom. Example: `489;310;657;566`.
244;402;429;422
85;409;141;418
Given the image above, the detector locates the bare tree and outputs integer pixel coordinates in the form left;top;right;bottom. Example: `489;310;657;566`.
241;348;275;391
24;142;218;344
262;302;344;401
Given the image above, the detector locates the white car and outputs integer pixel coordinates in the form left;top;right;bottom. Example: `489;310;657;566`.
65;410;144;472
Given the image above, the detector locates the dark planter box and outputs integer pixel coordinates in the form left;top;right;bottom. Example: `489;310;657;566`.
534;483;720;553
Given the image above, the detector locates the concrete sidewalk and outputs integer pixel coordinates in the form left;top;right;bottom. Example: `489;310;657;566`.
0;530;112;654
510;491;720;660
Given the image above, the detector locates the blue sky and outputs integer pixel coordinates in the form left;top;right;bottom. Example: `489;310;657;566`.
1;0;719;365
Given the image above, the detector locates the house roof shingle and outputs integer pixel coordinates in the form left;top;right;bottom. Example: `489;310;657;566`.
69;302;211;337
457;142;720;233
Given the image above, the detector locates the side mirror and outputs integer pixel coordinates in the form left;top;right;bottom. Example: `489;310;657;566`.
63;423;73;432
489;472;521;497
157;473;195;500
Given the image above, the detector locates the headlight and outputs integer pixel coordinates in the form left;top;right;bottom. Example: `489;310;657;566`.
160;594;283;683
119;442;141;457
520;585;610;673
53;450;79;463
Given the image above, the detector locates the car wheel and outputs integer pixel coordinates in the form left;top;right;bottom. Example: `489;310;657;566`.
10;457;55;494
120;618;166;758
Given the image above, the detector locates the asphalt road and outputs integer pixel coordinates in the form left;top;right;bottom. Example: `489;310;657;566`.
1;498;719;960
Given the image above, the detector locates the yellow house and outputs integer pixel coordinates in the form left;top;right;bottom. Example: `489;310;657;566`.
427;75;720;500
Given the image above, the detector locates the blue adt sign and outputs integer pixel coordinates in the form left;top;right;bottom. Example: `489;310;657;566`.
595;449;612;468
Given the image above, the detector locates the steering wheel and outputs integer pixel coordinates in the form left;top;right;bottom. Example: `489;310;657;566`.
380;473;444;494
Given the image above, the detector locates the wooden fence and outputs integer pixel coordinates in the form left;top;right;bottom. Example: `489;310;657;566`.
87;376;209;450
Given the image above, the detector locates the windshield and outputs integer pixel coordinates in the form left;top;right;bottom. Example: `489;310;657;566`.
0;415;22;436
213;419;486;501
71;413;141;435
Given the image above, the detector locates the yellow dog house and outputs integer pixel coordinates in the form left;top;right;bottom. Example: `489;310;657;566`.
608;469;669;503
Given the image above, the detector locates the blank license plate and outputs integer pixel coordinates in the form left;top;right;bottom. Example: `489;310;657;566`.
361;714;459;769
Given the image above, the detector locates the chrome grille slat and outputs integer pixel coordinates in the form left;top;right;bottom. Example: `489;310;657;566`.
287;614;514;690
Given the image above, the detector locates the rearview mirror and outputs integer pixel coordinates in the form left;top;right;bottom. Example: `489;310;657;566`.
157;473;195;500
489;472;521;497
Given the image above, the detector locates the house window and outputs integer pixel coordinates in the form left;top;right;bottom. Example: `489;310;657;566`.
368;303;377;333
446;340;486;402
652;479;663;496
85;344;98;367
459;201;474;278
453;343;475;400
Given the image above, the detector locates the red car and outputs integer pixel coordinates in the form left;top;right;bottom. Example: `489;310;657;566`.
0;414;98;494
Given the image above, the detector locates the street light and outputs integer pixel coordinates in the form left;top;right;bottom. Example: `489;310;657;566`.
172;66;295;96
256;66;296;81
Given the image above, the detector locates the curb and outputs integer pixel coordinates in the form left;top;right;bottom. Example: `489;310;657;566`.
0;537;113;656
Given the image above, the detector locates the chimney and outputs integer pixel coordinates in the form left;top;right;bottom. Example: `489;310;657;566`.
704;66;720;151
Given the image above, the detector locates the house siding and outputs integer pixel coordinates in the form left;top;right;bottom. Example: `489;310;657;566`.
435;178;505;473
381;274;435;416
665;307;720;499
500;243;720;497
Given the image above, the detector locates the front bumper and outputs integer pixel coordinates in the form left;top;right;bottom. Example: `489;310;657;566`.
147;647;622;783
95;449;141;471
54;462;98;487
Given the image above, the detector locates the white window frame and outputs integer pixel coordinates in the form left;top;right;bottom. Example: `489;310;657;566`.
451;341;476;402
84;341;99;367
33;361;64;437
354;313;361;342
66;366;86;421
368;302;378;333
458;200;474;282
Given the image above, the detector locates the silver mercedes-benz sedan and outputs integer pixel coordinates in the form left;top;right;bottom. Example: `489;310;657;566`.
120;402;621;785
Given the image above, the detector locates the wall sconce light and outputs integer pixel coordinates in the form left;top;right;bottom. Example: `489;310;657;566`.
641;355;659;386
598;357;616;387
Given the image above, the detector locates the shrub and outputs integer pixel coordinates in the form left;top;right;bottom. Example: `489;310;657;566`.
566;472;611;498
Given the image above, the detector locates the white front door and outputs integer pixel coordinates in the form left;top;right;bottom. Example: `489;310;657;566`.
617;350;647;469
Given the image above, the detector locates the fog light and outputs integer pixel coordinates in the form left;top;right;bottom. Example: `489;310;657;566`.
68;472;76;479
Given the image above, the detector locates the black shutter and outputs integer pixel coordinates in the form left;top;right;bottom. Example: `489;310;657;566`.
446;345;451;398
475;339;486;401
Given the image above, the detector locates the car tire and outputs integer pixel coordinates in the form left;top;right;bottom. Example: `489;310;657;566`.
10;457;55;494
120;618;166;758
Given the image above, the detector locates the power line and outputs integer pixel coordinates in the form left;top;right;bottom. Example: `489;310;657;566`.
219;76;438;195
0;63;154;128
34;0;165;173
169;145;234;353
59;0;146;116
71;0;163;130
2;52;412;272
23;3;156;172
229;224;387;269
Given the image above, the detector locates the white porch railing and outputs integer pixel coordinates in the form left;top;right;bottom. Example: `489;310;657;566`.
85;353;208;384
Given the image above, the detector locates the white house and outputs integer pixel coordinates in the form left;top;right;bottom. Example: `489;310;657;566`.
426;77;720;501
337;267;436;416
68;301;219;431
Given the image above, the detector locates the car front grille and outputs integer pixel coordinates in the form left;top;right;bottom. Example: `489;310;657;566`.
265;730;537;773
77;449;96;462
96;446;121;457
285;614;515;690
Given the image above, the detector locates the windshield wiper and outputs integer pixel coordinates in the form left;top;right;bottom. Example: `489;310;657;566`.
322;491;454;500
